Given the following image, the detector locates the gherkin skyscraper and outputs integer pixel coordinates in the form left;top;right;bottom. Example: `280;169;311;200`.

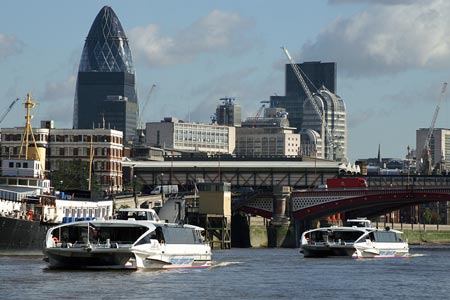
74;6;138;143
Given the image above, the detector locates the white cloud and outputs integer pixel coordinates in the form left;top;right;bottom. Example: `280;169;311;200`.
128;10;255;67
0;33;24;59
42;75;76;102
301;0;450;77
35;75;77;128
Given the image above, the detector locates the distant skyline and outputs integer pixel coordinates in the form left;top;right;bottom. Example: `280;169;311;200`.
1;0;450;162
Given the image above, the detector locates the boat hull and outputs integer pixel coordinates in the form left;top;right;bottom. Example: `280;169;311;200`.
0;216;51;253
138;253;212;269
352;244;409;259
301;244;356;258
44;247;136;270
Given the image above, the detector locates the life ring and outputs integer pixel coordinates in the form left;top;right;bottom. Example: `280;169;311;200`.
52;236;59;243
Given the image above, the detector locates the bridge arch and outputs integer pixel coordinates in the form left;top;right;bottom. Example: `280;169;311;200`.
234;188;450;222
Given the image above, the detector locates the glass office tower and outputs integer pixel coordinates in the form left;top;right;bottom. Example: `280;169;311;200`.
73;6;138;143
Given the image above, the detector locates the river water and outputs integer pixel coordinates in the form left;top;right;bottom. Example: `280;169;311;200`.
0;246;449;300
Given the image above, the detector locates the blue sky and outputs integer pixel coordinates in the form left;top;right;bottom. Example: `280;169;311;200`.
1;0;450;162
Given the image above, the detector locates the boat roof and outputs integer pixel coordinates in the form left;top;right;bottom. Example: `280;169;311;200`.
118;208;157;213
303;226;370;234
48;218;205;232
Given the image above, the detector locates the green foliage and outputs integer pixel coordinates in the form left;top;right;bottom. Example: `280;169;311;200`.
422;208;433;224
51;160;97;191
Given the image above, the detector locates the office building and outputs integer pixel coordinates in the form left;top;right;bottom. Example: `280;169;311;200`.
416;128;450;173
73;6;138;143
215;97;242;127
270;61;347;161
146;117;236;154
236;108;300;157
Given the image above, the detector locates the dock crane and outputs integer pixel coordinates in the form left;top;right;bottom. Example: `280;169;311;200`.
138;84;157;130
420;82;448;175
281;46;335;160
0;98;19;124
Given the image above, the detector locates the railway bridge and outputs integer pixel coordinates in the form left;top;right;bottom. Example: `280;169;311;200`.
236;186;450;224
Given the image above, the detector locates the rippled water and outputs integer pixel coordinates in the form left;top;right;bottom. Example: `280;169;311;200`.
0;246;448;300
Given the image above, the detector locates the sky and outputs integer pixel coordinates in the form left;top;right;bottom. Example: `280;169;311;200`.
1;0;450;162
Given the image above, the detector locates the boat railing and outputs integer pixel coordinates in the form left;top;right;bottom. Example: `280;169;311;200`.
55;240;134;249
308;240;355;246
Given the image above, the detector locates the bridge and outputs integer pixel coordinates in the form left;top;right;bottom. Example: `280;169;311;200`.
237;186;450;224
123;159;450;226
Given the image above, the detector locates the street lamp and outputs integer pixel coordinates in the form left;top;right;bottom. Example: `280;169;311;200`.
133;174;137;208
158;172;165;203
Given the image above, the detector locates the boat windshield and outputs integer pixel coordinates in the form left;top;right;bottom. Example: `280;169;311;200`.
308;230;364;243
358;231;404;243
161;226;206;244
117;210;159;221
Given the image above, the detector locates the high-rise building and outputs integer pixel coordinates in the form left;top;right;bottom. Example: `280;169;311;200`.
73;6;138;143
215;97;242;127
271;61;347;161
416;128;450;173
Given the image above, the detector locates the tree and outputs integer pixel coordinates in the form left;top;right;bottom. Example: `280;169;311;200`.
422;208;432;224
51;160;98;191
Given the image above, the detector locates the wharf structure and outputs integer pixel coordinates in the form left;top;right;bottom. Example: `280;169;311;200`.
73;6;139;143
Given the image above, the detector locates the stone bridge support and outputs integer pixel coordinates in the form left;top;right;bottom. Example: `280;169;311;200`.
268;186;296;247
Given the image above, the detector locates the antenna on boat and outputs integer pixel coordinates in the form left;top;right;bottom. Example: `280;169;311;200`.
18;94;44;178
18;94;39;160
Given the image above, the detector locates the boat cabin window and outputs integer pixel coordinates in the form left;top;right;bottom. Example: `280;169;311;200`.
117;210;159;221
161;226;204;244
372;231;403;243
56;224;149;245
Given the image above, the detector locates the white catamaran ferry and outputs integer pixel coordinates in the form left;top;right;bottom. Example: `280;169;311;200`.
300;218;409;258
43;208;212;269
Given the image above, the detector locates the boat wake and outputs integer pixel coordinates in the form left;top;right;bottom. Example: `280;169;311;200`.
408;253;427;258
210;261;242;269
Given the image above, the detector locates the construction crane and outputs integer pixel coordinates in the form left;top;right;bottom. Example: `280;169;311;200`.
138;84;156;130
420;82;448;175
0;98;19;124
250;100;269;127
281;46;335;160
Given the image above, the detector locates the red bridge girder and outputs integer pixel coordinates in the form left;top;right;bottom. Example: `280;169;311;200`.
235;188;450;221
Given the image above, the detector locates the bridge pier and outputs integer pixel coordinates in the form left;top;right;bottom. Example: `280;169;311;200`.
268;186;296;247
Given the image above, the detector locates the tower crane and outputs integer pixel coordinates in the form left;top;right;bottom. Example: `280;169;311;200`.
281;46;335;160
420;82;448;175
0;98;19;124
138;84;156;130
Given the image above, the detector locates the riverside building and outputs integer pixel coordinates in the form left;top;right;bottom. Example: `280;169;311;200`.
0;121;123;193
